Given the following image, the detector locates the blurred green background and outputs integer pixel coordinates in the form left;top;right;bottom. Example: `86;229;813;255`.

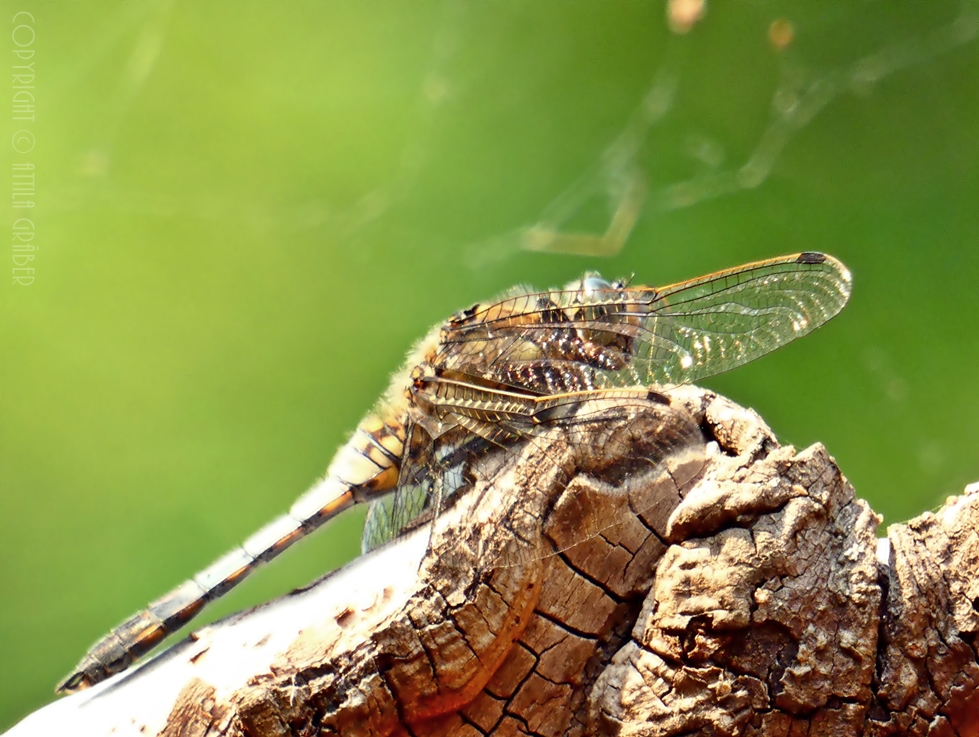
1;0;977;730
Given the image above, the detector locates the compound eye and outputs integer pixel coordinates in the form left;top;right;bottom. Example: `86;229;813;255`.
580;275;614;301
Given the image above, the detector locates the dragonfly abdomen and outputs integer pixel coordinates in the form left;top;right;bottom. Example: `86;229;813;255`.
56;414;407;693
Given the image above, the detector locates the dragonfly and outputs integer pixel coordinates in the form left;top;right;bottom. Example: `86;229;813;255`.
56;251;852;694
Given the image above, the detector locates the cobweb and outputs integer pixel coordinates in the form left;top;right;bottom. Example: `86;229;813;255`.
344;0;978;263
459;0;979;263
66;0;977;256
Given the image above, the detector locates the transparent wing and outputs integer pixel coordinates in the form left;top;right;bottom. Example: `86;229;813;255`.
437;252;852;393
361;422;434;553
363;389;706;565
361;422;490;554
362;485;429;553
364;252;850;559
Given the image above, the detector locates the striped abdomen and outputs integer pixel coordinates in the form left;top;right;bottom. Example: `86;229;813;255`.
56;414;406;693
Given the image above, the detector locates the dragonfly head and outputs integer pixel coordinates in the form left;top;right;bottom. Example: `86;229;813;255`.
565;271;607;296
566;272;631;303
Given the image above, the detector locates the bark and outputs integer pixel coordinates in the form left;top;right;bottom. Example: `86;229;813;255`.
7;386;979;737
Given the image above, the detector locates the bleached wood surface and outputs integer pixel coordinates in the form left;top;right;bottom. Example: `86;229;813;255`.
7;386;979;737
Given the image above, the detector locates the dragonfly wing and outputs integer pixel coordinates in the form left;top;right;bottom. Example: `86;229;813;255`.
366;253;850;564
438;252;851;392
362;422;435;553
375;378;705;567
361;419;508;554
632;251;852;387
448;389;706;567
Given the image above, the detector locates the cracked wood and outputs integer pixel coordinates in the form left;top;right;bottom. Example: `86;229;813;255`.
7;386;979;737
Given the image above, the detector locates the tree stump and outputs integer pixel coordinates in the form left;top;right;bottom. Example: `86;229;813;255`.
7;386;978;737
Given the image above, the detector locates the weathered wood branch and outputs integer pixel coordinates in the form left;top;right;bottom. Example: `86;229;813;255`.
8;386;979;737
